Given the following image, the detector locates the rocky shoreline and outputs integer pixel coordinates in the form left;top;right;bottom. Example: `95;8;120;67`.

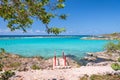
0;51;120;80
85;50;120;61
81;37;115;40
0;53;80;71
81;36;120;40
81;50;120;66
81;33;120;40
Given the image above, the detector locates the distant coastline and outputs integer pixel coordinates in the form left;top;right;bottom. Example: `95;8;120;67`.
0;35;93;39
81;33;120;40
0;35;92;37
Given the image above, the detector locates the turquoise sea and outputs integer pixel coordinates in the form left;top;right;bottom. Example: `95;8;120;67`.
0;35;111;59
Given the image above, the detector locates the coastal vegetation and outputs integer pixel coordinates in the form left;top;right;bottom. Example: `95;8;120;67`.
0;47;120;79
9;62;21;68
118;57;120;62
31;64;40;70
0;48;79;69
103;44;120;74
0;48;82;79
105;41;120;53
0;48;6;54
0;38;120;79
0;0;66;34
80;74;120;80
102;32;120;40
0;70;15;80
111;63;120;71
83;40;120;63
0;64;3;71
81;32;120;40
111;32;120;37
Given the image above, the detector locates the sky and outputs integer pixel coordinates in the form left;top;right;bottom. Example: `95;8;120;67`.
0;0;120;35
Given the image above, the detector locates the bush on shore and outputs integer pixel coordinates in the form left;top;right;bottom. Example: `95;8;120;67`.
0;70;15;80
0;64;3;71
118;57;120;62
9;62;21;68
80;74;120;80
31;64;40;70
111;63;120;71
0;48;6;54
105;41;120;52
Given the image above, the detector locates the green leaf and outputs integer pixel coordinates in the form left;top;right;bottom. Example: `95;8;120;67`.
58;0;65;3
46;27;66;35
60;14;67;20
57;3;65;8
0;0;66;35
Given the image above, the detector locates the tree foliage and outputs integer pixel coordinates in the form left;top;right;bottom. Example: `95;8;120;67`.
0;0;66;35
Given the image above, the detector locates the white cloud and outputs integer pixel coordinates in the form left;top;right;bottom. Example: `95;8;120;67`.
66;30;73;34
27;29;33;33
4;29;10;32
35;30;45;33
0;28;23;33
15;30;23;33
0;29;2;32
0;28;10;33
35;30;41;33
0;28;47;34
40;31;45;33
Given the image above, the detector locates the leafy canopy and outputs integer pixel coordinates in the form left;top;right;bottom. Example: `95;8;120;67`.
0;0;66;34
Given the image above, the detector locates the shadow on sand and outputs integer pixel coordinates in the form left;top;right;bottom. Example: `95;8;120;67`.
79;57;114;65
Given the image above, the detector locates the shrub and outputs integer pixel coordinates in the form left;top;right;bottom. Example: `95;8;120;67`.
0;64;3;71
111;63;120;71
31;64;40;70
80;74;88;80
89;74;120;80
10;62;21;68
80;77;88;80
111;32;118;36
105;41;120;52
117;41;120;50
0;70;15;80
105;42;117;52
0;48;6;54
118;57;120;62
80;74;120;80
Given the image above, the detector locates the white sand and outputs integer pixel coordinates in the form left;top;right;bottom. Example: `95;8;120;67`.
10;65;115;80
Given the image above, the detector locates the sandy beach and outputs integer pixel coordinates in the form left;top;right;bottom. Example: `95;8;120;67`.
10;65;118;80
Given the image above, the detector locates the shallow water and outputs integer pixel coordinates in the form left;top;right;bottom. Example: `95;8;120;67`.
0;35;111;58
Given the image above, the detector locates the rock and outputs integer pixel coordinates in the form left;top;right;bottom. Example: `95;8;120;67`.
113;71;120;75
84;56;96;61
9;75;23;80
93;51;120;61
95;62;111;66
86;62;95;66
87;53;94;56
